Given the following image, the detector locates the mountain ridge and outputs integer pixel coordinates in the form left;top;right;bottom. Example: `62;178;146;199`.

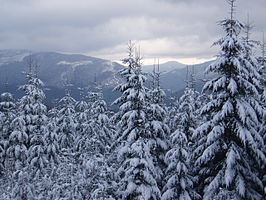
0;50;213;105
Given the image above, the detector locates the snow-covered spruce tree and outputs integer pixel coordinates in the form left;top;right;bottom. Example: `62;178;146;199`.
167;98;179;134
162;70;200;200
258;35;266;126
4;114;32;200
146;63;169;191
16;61;49;198
74;88;105;160
87;153;116;200
38;108;61;199
243;17;266;198
0;92;25;199
26;76;49;178
259;34;266;106
0;110;4;176
69;89;98;198
258;33;266;198
162;122;200;200
87;88;117;199
166;66;202;135
11;167;34;200
6;60;46;199
23;74;51;200
53;162;84;200
176;79;201;144
193;1;266;199
57;89;77;152
17;59;43;149
90;90;115;156
0;92;16;175
68;89;96;199
188;66;209;124
113;42;160;200
54;89;86;199
241;16;263;109
259;34;266;139
59;88;114;199
6;116;28;172
45;107;60;169
75;88;90;158
6;59;39;172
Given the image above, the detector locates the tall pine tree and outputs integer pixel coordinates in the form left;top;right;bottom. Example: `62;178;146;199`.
147;62;169;191
0;92;16;175
57;89;77;152
163;67;200;200
193;1;266;199
113;42;161;199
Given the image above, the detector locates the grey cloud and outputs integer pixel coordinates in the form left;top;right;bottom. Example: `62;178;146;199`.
0;0;265;63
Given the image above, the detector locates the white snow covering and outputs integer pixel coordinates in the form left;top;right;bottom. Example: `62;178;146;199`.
0;50;31;66
102;61;117;73
57;60;93;69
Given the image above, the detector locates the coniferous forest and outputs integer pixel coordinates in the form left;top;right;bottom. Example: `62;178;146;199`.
0;0;265;199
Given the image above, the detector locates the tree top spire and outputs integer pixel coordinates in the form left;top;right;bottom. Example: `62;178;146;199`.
227;0;236;21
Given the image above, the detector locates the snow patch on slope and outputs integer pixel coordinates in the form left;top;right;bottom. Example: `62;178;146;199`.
102;61;117;73
0;50;31;66
57;60;93;69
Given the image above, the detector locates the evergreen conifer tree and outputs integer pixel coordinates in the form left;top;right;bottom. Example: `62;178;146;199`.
147;62;169;191
27;76;48;178
6;58;47;199
54;88;80;199
0;92;16;175
57;89;77;152
193;1;266;199
75;88;90;158
113;42;161;199
162;67;200;200
258;33;266;198
87;87;117;199
90;90;115;156
45;108;60;168
6;59;38;172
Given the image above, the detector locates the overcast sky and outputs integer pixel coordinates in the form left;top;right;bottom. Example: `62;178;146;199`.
1;0;265;64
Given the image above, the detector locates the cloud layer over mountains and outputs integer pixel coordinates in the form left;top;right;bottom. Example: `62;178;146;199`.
1;0;265;63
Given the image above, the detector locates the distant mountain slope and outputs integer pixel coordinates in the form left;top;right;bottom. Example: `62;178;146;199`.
0;50;123;86
0;50;123;105
0;49;32;65
160;60;214;93
0;50;214;106
142;61;185;73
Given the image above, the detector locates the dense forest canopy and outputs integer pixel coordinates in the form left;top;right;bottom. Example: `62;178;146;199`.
0;0;265;199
